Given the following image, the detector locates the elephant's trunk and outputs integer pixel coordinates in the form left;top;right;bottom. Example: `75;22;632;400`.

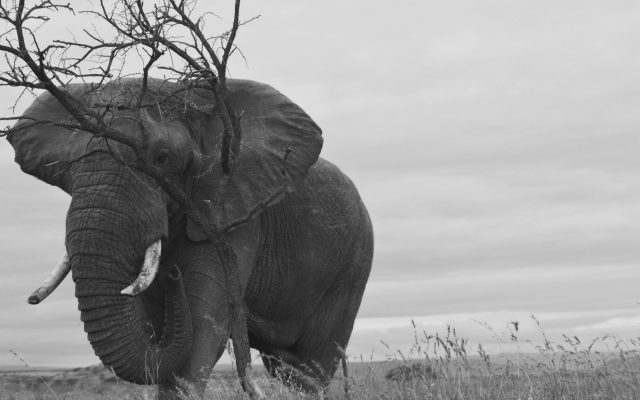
66;157;192;384
74;264;192;383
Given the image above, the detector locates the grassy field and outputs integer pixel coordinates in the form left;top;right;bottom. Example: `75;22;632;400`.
3;322;640;399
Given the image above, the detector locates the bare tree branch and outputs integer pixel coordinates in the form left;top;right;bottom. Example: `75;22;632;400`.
0;0;262;396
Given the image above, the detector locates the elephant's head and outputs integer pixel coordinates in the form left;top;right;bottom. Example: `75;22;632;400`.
7;78;322;383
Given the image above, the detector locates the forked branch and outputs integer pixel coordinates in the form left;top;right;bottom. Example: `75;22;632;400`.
0;0;260;396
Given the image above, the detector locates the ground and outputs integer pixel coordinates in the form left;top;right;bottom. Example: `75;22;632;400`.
3;353;640;399
3;328;640;399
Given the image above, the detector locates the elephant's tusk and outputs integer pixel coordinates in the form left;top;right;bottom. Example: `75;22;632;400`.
121;240;161;296
28;252;71;305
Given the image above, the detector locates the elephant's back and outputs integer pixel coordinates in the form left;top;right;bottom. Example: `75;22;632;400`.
298;157;370;229
269;157;372;269
246;157;373;323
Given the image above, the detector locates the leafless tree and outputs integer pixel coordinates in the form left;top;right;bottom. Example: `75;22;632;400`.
0;0;263;397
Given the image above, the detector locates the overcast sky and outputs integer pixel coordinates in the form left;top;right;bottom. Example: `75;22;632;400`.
1;0;639;367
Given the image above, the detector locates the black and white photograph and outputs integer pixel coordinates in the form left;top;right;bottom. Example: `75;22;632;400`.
0;1;638;399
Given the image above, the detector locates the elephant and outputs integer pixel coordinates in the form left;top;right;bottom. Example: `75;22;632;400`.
7;78;373;399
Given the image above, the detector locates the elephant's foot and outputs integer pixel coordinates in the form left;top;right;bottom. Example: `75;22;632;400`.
240;368;267;400
259;350;327;395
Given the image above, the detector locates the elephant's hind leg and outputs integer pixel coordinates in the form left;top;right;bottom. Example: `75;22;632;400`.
260;266;369;395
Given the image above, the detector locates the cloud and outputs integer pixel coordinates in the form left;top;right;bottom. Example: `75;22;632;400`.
365;163;639;287
360;263;640;319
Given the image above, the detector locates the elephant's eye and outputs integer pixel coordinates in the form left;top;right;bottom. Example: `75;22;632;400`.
154;149;170;166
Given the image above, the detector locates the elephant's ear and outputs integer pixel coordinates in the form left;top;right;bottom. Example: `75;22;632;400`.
6;86;94;194
187;79;323;239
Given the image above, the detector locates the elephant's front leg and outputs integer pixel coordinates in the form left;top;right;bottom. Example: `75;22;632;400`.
158;242;232;400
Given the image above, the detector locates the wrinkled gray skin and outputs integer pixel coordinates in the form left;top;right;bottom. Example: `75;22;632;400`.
8;79;373;399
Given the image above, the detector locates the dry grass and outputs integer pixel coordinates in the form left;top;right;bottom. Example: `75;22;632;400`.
3;317;640;399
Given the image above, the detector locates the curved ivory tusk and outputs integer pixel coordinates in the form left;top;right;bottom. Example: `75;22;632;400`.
28;252;71;305
121;240;161;296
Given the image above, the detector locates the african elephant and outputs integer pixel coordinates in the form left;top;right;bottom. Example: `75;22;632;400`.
7;78;373;399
